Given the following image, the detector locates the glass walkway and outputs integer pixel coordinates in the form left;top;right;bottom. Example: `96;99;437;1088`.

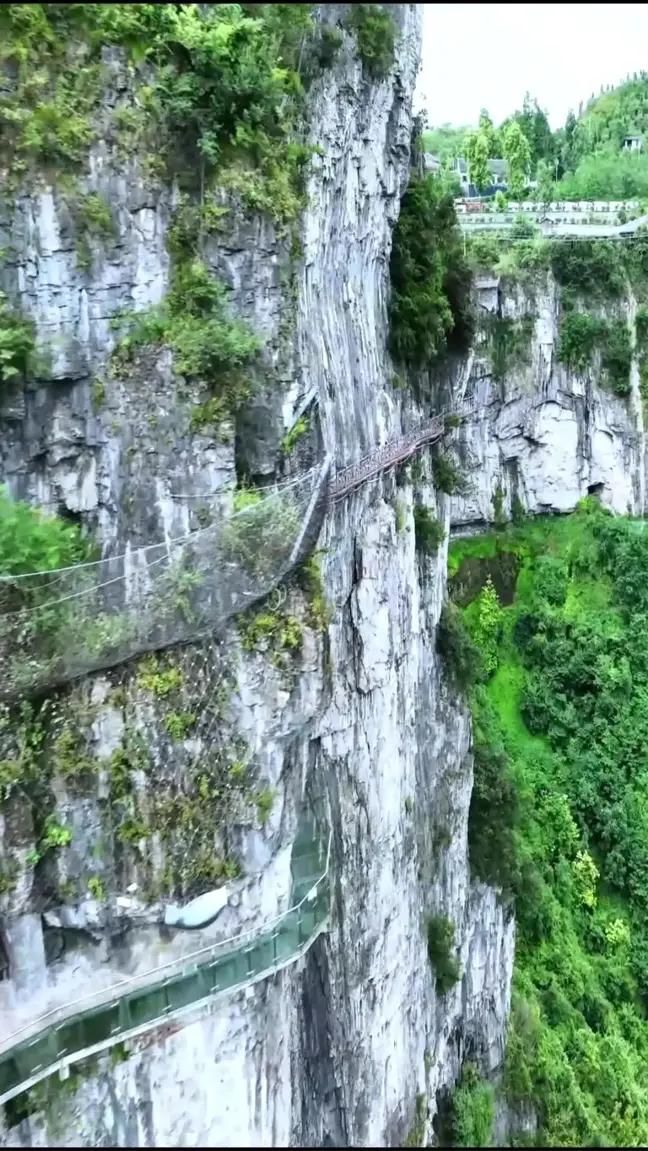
0;812;331;1108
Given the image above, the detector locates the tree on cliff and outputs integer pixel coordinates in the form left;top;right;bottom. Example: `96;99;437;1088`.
464;128;491;193
389;175;473;369
502;121;532;199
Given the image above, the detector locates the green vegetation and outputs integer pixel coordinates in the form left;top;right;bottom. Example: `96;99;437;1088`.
294;552;332;633
464;577;503;677
0;487;90;578
637;305;648;405
470;233;648;300
425;74;648;202
600;321;633;395
255;787;274;827
466;234;551;286
136;656;183;697
0;859;18;895
432;452;470;497
0;4;318;218
52;724;96;781
449;501;648;1145
281;414;309;456
549;240;628;302
347;4;397;81
0;292;37;389
484;313;535;385
492;484;506;530
220;486;301;582
69;190;115;272
501;121;532;200
3;1048;106;1131
556;312;603;374
421;124;469;163
436;602;481;693
238;603;303;668
308;24;343;73
404;1092;428;1147
450;1064;495;1148
555;74;648;199
87;875;106;901
464;113;494;195
468;234;648;400
568;74;648;160
558;150;648;200
114;253;261;424
413;506;445;554
426;913;462;994
462;108;534;198
105;649;250;901
163;710;197;741
389;174;474;371
26;817;72;866
557;312;632;396
504;94;555;172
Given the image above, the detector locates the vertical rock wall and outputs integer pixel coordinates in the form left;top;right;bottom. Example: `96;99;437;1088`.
450;274;646;529
2;7;515;1146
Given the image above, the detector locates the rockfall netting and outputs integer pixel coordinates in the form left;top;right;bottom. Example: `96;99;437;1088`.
0;462;331;701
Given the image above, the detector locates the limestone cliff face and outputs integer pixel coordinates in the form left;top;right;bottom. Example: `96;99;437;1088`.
0;7;518;1147
450;274;646;530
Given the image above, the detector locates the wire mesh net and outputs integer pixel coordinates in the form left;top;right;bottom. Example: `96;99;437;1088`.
0;467;326;701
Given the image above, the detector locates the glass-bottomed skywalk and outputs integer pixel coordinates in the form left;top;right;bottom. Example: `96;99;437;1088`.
0;811;331;1108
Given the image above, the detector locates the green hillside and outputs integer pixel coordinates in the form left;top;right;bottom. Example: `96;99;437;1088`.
423;74;648;200
448;502;648;1146
569;74;648;162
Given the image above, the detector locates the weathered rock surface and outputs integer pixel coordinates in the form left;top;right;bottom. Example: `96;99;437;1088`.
450;275;646;529
11;5;635;1147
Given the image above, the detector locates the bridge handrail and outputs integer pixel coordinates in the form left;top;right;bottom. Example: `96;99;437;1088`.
0;402;483;1103
0;829;332;1058
331;416;445;498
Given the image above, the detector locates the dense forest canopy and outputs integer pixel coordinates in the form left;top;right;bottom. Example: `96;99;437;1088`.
448;503;648;1147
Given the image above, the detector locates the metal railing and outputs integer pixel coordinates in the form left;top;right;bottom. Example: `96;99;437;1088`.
330;415;446;502
0;406;474;1108
0;823;332;1107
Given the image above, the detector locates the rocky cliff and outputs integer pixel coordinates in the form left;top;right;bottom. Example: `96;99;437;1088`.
6;4;642;1148
0;5;514;1145
450;273;646;530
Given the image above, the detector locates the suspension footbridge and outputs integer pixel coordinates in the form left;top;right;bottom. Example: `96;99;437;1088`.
0;407;458;1114
0;412;453;702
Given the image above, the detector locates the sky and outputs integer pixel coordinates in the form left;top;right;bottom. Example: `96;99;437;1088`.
414;3;648;131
